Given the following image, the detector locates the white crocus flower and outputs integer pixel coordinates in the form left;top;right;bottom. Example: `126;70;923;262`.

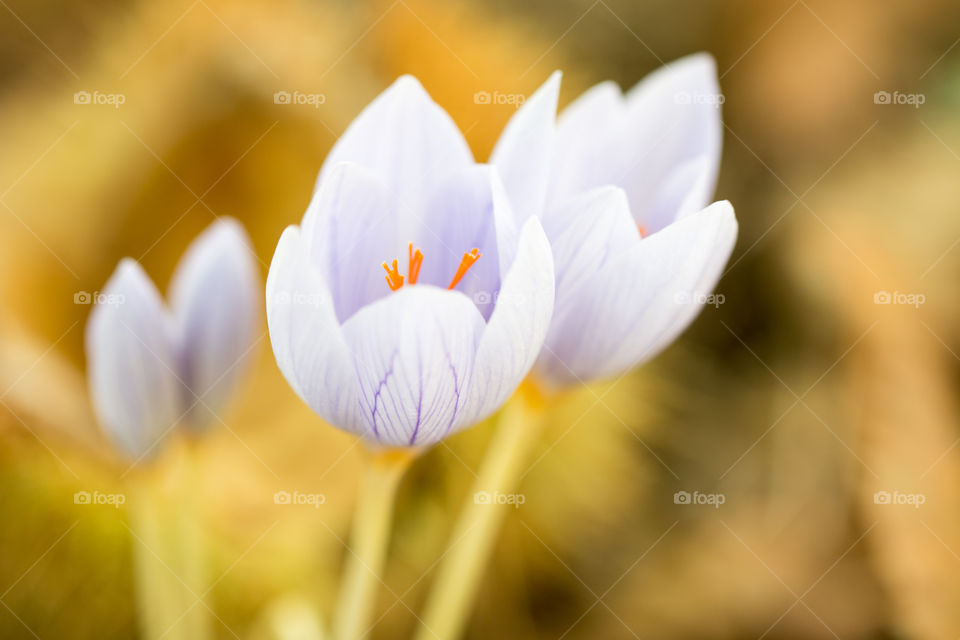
491;54;738;386
85;218;260;459
266;76;555;448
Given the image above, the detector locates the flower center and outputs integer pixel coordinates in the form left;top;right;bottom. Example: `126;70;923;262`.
382;243;482;292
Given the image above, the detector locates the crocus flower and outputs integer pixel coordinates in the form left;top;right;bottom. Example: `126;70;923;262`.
490;54;738;386
266;77;555;448
86;218;260;459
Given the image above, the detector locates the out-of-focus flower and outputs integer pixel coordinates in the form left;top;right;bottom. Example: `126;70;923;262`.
491;54;738;386
266;76;555;448
85;218;260;459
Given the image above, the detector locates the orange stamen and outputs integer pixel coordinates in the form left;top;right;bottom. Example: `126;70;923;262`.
382;259;404;291
448;248;481;290
637;224;648;238
408;243;423;285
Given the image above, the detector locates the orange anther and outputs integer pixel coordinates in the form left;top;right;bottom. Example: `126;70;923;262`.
382;259;404;291
448;248;481;290
637;224;648;238
408;243;424;285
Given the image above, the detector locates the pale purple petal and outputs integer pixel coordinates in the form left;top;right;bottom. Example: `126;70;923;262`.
548;81;627;210
168;218;260;431
302;162;400;322
85;260;181;459
316;76;474;215
340;286;485;447
415;165;518;319
535;201;737;385
456;217;555;427
548;54;722;233
266;226;361;432
545;187;639;322
490;71;561;223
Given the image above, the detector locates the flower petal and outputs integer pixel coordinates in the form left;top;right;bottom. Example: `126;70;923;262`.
546;187;639;320
316;76;474;214
302;162;400;322
548;55;722;233
415;165;518;319
266;226;361;431
340;286;486;447
456;217;555;427
168;218;261;431
490;71;561;223
535;201;737;385
620;53;722;229
548;81;627;210
85;260;181;460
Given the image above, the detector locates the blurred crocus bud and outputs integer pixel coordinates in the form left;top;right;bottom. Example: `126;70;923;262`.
85;218;260;460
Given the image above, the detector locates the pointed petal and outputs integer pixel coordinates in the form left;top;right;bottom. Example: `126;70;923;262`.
620;53;722;229
302;162;400;322
168;218;261;430
536;201;737;385
265;226;360;431
316;76;473;214
85;260;181;460
490;71;561;223
456;217;555;427
546;187;639;319
548;81;627;210
341;286;486;447
416;165;518;319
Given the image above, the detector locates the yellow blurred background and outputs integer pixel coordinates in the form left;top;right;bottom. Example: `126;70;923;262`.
2;0;960;637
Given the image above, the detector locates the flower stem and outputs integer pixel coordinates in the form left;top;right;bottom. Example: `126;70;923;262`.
127;442;212;640
415;382;548;640
333;447;415;640
128;469;189;640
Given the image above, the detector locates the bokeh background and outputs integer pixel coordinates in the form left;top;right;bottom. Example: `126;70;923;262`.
2;0;960;637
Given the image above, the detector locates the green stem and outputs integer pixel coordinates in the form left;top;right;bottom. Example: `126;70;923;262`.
415;383;548;640
333;448;415;640
129;471;190;640
176;444;212;640
127;443;212;640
